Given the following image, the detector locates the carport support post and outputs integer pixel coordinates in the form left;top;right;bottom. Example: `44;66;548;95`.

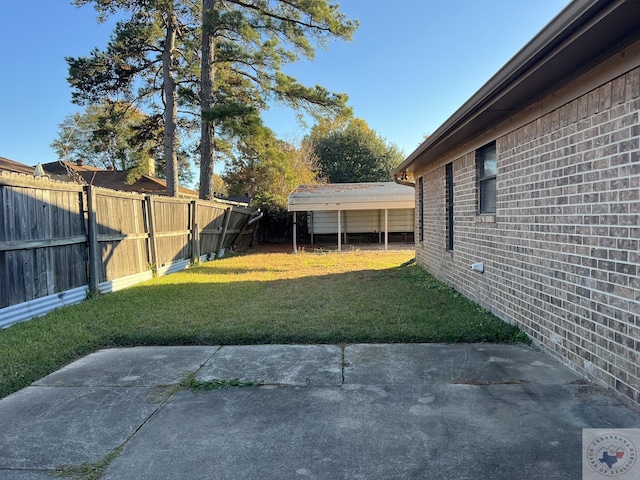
292;211;297;254
337;209;342;253
384;209;389;252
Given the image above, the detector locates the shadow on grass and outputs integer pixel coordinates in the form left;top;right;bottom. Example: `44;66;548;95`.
187;266;288;276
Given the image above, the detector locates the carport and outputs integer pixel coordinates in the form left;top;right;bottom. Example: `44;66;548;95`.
288;182;415;252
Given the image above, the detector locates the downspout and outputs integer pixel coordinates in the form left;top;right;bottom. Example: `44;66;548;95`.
246;210;264;226
393;172;417;260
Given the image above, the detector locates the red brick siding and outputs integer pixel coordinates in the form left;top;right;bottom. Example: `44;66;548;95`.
415;66;640;404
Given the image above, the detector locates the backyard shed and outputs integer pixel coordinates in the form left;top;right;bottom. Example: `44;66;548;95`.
288;182;415;252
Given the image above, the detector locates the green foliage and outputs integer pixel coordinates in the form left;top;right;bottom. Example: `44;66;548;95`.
67;7;192;106
309;118;405;183
147;262;158;277
52;102;193;184
55;444;124;480
222;122;318;210
251;193;290;241
180;375;257;392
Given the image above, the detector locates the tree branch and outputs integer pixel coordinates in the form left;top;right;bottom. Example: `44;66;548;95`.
224;0;336;33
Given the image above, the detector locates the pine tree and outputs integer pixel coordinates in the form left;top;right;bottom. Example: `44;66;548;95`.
198;0;358;200
68;0;200;196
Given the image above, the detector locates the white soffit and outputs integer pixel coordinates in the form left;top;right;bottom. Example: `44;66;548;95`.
288;182;415;212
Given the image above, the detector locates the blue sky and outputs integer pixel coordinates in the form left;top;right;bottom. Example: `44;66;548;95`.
0;0;571;173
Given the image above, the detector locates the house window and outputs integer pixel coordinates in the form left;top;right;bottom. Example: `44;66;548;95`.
418;177;424;242
477;142;497;214
445;163;453;250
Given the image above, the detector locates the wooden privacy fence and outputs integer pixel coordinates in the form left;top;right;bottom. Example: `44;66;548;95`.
0;172;258;326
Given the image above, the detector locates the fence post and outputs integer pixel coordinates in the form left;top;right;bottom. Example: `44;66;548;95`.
146;195;158;273
191;200;200;264
86;185;100;293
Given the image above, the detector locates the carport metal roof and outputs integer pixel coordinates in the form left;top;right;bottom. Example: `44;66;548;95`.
288;182;415;212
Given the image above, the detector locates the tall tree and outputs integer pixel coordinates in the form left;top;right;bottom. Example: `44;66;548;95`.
51;101;193;184
51;101;155;171
309;118;405;183
68;0;200;196
198;0;358;200
200;0;217;200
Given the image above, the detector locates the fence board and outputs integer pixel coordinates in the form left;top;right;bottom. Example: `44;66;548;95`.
151;198;192;267
95;190;149;281
222;208;253;249
36;188;55;297
1;174;255;314
196;201;228;256
0;183;88;307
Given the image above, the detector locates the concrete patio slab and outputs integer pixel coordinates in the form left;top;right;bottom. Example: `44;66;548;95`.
197;344;343;386
344;343;581;385
1;344;639;480
103;382;638;480
1;472;58;480
0;385;158;471
34;346;218;387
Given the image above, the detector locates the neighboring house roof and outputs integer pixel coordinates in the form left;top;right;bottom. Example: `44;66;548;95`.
288;182;415;212
40;160;102;183
0;157;36;175
393;0;640;177
77;170;199;198
224;194;252;205
39;160;199;198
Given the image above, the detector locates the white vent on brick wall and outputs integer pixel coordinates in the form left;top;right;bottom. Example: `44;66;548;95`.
470;262;484;273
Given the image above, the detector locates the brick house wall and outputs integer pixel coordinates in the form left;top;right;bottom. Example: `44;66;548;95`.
415;65;640;404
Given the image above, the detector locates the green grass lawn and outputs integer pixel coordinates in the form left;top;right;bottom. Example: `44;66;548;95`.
0;247;527;398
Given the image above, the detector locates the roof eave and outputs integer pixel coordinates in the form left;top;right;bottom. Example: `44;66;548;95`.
394;0;639;175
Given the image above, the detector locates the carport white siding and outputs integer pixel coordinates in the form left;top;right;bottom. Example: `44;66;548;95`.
311;210;414;234
288;182;415;252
